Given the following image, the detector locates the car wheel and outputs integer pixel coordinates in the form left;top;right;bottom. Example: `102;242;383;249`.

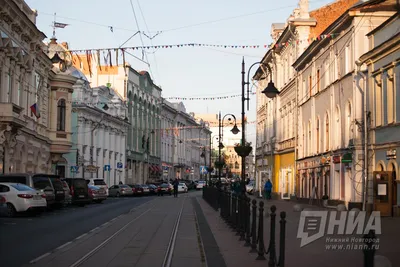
116;192;120;198
6;203;16;217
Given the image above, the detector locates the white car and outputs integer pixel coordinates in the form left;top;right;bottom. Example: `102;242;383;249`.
246;180;255;194
177;183;188;193
0;183;47;217
196;181;206;190
86;178;109;196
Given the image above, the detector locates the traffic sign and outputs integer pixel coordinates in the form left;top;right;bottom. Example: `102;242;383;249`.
85;165;98;173
70;166;79;172
117;162;123;169
104;165;111;171
200;166;208;174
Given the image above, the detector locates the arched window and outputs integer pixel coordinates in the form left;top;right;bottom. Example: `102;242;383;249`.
335;106;341;148
316;118;320;154
302;124;305;158
325;113;330;151
57;99;66;131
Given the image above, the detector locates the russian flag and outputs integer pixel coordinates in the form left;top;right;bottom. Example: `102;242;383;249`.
30;103;40;119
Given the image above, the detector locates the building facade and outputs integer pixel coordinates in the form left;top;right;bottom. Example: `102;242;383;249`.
254;0;355;198
359;13;400;215
62;72;128;185
0;0;77;175
72;58;162;184
161;101;211;181
293;1;395;206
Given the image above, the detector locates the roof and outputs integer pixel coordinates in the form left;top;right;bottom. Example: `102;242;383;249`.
367;12;400;36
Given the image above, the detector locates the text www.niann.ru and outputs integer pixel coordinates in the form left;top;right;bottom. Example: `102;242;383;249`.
325;244;380;250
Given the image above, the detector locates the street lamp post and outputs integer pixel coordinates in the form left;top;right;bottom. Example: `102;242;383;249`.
218;111;240;186
143;129;155;184
241;58;280;194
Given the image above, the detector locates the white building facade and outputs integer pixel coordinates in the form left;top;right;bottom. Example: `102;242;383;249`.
293;1;395;206
161;101;211;181
0;1;77;175
63;72;128;185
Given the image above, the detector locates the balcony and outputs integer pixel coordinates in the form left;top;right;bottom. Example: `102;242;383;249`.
278;137;295;151
0;103;26;128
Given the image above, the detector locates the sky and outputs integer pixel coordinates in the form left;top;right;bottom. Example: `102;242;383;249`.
26;0;334;145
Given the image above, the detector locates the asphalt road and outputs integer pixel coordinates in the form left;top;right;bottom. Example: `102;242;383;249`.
0;196;155;267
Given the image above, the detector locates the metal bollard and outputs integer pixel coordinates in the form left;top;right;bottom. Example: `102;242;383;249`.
363;230;376;267
277;211;286;267
239;194;246;241
236;194;241;236
267;205;277;267
249;199;258;253
244;196;251;247
256;201;266;260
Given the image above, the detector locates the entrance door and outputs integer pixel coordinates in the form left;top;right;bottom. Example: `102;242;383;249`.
281;169;291;200
373;171;393;217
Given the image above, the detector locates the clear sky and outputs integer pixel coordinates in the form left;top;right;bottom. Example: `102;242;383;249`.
26;0;333;144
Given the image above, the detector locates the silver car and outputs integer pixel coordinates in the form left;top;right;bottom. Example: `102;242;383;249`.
108;185;133;197
246;180;255;194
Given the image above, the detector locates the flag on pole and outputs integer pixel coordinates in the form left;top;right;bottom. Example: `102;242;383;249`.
30;103;40;119
54;22;69;28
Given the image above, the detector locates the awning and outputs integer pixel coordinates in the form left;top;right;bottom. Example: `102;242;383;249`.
156;166;161;172
149;165;155;172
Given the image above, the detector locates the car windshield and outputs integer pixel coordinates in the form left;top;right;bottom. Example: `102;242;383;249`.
89;185;100;190
161;184;169;188
0;176;27;184
72;179;87;188
50;178;64;190
141;185;148;188
32;176;52;190
10;184;35;191
120;185;129;188
94;179;106;185
179;183;185;186
198;181;206;184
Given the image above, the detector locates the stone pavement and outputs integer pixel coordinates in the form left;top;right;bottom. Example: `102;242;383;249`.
196;194;400;267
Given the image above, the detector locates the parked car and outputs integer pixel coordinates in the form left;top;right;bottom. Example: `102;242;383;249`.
86;178;109;196
63;178;91;206
48;176;65;207
60;180;72;205
148;184;157;194
127;184;143;196
177;183;188;193
246;180;255;194
0;183;47;217
196;181;206;190
88;185;107;203
108;185;134;197
185;180;196;190
157;183;172;196
0;173;56;207
141;185;150;194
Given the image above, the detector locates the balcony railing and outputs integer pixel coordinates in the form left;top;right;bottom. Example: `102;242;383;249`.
278;137;295;151
0;103;26;128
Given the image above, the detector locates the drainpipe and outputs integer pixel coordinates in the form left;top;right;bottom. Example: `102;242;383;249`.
356;60;368;212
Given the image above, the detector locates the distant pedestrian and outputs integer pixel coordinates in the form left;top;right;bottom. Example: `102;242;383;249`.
264;179;273;200
173;178;179;197
119;181;123;185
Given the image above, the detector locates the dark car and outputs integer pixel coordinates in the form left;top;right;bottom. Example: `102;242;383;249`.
128;184;143;196
148;184;157;194
157;183;172;196
63;178;90;206
48;176;65;207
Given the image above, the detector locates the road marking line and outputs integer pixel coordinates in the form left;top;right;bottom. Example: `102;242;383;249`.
101;222;109;227
76;233;87;240
90;227;99;232
56;241;72;250
29;252;51;264
69;208;152;267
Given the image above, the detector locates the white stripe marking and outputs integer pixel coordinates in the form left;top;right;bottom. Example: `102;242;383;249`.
90;227;99;232
56;241;72;250
29;252;51;264
76;233;87;240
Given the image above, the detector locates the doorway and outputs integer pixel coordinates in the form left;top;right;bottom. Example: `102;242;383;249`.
373;171;393;217
280;169;292;200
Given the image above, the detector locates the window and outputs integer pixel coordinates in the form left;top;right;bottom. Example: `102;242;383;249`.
309;75;312;97
316;118;320;154
57;99;66;131
10;184;34;191
325;114;330;151
16;75;22;106
335;106;341;148
6;70;12;102
387;71;395;124
308;121;311;155
316;69;320;92
375;76;383;126
345;102;352;143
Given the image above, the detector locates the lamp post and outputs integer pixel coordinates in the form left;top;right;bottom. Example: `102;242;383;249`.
143;129;155;184
240;58;280;194
200;146;207;182
218;111;240;186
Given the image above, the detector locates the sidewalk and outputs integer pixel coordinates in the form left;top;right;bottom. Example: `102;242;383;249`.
197;194;400;267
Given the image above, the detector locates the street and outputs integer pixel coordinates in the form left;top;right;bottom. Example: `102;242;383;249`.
0;196;155;267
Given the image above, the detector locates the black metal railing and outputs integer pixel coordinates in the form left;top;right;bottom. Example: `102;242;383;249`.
202;185;219;211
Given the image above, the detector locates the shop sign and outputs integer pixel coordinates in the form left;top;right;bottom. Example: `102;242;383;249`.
341;153;352;163
332;156;341;164
386;149;396;160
